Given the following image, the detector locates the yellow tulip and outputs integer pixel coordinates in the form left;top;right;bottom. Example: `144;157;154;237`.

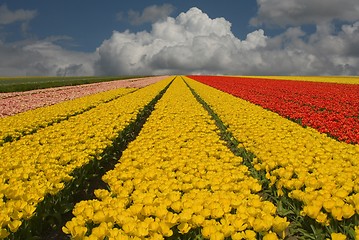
9;210;23;221
128;203;143;216
221;224;235;237
136;221;149;237
252;217;272;232
62;220;75;235
71;226;88;240
90;222;109;239
0;228;10;239
149;233;165;240
8;220;22;233
82;207;94;220
334;189;349;199
154;206;168;219
316;212;329;226
167;192;181;202
323;199;336;212
122;221;136;235
244;229;257;239
211;208;224;219
191;214;205;226
202;224;217;238
199;208;212;218
232;218;248;232
93;210;106;224
158;221;173;237
341;204;355;219
209;231;225;240
232;232;246;240
149;220;160;232
330;232;347;240
272;216;289;234
331;207;343;221
178;222;191;234
303;205;322;219
141;205;154;217
263;232;279;240
179;209;193;222
94;189;111;200
164;212;179;226
354;226;359;240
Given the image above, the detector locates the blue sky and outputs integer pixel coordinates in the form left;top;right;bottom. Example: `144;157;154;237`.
1;1;359;76
2;1;259;52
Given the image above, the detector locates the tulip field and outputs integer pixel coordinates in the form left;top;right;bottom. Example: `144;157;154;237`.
188;76;359;144
0;76;359;240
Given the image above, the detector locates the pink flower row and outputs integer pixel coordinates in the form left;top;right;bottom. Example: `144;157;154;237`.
0;76;169;118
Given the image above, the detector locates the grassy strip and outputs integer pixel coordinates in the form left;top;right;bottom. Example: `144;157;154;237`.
6;79;173;240
184;78;349;239
0;76;148;93
1;88;137;145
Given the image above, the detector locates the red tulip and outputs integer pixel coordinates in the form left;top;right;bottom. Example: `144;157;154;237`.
188;75;359;144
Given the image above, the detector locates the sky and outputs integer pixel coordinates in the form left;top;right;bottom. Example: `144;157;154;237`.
0;0;359;76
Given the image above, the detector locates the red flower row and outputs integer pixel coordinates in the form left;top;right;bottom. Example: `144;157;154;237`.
188;75;359;144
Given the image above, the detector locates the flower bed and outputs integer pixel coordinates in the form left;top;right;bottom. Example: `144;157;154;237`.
188;75;359;144
186;76;359;239
0;87;135;145
0;77;173;239
0;76;169;118
63;77;288;240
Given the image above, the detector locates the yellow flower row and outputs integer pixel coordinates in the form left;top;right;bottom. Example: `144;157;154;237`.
0;77;173;239
237;76;359;84
63;77;289;240
0;87;136;145
185;77;359;237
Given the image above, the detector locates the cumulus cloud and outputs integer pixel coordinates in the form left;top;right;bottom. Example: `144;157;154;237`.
0;39;96;76
1;6;359;76
251;0;359;27
0;4;95;76
0;4;37;25
95;7;359;75
95;8;268;75
118;4;175;25
261;20;359;75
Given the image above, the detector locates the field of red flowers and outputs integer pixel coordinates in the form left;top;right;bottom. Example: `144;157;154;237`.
189;75;359;144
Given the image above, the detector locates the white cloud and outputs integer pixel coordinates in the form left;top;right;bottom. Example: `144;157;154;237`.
251;0;359;27
0;39;96;76
261;21;359;75
95;7;359;75
119;4;175;25
95;7;269;75
0;4;37;25
1;6;359;76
